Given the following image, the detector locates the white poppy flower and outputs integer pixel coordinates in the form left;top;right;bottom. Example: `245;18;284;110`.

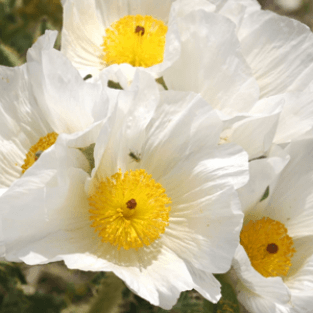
60;0;217;79
0;70;249;309
226;139;313;313
161;0;313;118
0;30;113;189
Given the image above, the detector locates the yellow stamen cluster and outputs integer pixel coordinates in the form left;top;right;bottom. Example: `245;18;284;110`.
88;169;171;251
21;132;58;173
240;217;296;277
101;15;168;67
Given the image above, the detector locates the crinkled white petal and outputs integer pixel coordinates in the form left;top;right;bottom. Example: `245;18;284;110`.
212;0;261;28
95;0;175;27
285;236;313;289
283;236;313;312
142;92;223;181
274;92;313;144
61;0;105;75
0;64;52;187
163;9;259;115
161;184;243;273
238;10;313;97
27;31;111;134
260;139;313;237
229;245;291;313
238;144;290;215
184;262;221;303
0;133;93;261
223;96;283;159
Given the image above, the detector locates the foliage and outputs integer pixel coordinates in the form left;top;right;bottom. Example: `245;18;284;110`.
0;0;62;67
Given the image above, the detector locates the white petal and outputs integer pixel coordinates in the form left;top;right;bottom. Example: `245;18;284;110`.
93;70;160;178
262;139;313;237
283;236;313;313
27;34;110;134
161;186;243;273
229;245;291;313
213;0;261;28
238;144;290;215
163;9;259;115
225;97;283;159
142;92;223;181
61;0;104;74
169;0;216;18
1;152;90;261
95;0;175;27
288;290;313;313
185;262;221;303
274;92;313;144
239;10;313;97
0;64;51;187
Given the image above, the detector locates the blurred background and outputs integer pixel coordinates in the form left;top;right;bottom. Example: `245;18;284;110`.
0;0;312;312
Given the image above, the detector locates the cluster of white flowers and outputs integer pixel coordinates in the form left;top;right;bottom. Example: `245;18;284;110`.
1;0;313;311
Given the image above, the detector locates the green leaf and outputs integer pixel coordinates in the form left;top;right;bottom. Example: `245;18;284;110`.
1;289;30;313
0;42;23;66
25;293;66;313
88;273;125;313
203;276;240;313
260;186;270;202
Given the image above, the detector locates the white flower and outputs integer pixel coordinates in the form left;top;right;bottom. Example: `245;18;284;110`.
0;31;112;189
60;0;216;79
0;70;249;309
161;0;313;117
226;139;313;313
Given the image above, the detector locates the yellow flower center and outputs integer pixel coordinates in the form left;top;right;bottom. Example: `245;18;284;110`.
21;132;58;173
240;217;296;277
88;169;171;251
101;15;168;67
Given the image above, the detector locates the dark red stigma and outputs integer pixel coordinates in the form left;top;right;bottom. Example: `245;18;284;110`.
126;199;137;209
135;26;145;36
266;243;279;254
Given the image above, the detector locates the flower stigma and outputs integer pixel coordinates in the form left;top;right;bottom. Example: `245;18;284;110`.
88;169;171;251
240;217;296;277
21;132;58;173
101;15;168;67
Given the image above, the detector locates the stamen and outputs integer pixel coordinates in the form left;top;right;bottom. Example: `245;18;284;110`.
89;169;171;250
21;132;58;173
101;15;167;67
240;217;295;277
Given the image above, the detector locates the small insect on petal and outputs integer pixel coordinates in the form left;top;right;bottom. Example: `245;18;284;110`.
129;151;141;162
135;26;145;36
